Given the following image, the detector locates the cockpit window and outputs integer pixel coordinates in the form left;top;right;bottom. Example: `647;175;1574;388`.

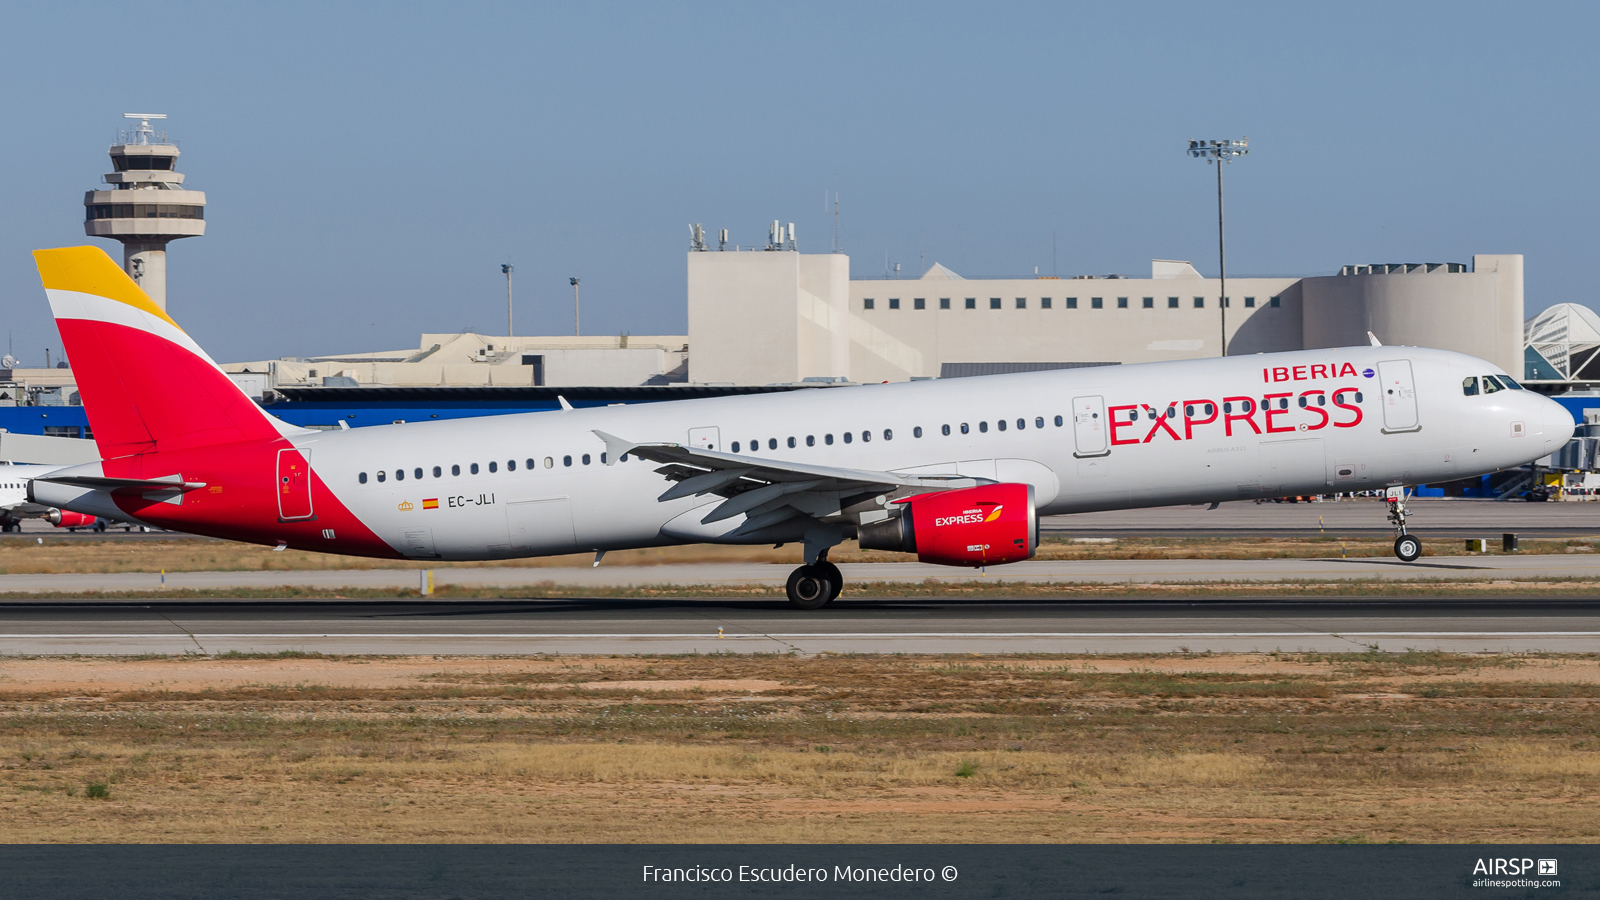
1500;375;1525;390
1462;376;1479;396
1482;374;1505;394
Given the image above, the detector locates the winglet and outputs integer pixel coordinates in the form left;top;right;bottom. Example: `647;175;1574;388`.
1368;331;1383;347
591;429;638;466
557;395;574;412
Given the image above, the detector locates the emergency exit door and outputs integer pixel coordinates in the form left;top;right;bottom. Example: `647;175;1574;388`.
1072;395;1109;457
688;426;721;452
1377;359;1420;432
276;448;314;521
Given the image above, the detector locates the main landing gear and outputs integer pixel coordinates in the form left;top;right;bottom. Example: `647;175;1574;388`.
1387;488;1422;562
786;553;843;610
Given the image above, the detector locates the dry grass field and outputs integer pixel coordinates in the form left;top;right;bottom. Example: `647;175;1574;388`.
0;534;1594;576
2;652;1598;843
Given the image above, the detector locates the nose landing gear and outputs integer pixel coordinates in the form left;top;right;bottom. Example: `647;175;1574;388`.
1387;488;1422;562
786;551;844;609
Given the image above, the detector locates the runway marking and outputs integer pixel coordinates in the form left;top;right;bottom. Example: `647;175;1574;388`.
3;632;1598;639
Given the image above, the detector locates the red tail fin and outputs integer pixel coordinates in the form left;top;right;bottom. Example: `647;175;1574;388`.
33;246;304;459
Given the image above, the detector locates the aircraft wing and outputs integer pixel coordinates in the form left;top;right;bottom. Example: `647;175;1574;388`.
0;501;56;519
592;429;979;536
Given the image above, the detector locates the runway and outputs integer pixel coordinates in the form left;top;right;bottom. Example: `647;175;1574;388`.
3;550;1600;595
1;597;1596;655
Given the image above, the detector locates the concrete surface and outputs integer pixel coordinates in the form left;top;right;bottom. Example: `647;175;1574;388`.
0;551;1597;596
0;598;1595;655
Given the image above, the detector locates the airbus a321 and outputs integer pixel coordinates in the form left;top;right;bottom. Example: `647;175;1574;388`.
27;247;1575;607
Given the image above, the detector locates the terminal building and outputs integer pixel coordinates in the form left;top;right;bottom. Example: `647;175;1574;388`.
686;244;1524;384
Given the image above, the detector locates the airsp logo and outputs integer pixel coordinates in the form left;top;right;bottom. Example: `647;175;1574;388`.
1472;858;1555;876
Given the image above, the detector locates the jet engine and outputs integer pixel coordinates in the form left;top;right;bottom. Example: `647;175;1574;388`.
47;510;98;529
857;483;1038;567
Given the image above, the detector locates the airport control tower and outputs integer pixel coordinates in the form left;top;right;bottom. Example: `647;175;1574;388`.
82;114;206;310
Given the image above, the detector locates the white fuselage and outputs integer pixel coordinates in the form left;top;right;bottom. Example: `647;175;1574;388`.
254;346;1569;561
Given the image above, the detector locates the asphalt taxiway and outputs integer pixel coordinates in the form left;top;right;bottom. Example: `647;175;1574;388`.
0;597;1595;655
1;551;1598;596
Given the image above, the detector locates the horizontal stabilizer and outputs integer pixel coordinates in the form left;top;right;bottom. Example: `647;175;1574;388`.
36;474;207;494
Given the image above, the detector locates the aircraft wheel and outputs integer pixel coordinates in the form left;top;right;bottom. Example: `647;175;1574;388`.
1394;535;1422;562
786;565;832;610
815;561;843;603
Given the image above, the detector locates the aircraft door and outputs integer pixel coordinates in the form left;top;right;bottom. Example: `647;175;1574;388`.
276;448;314;521
506;497;577;553
1072;395;1109;457
688;427;721;452
1377;360;1420;432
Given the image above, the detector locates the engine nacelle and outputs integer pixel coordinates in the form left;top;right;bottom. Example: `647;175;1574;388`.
858;483;1038;567
49;510;98;529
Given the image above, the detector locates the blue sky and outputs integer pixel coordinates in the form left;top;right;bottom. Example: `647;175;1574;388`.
1;1;1594;364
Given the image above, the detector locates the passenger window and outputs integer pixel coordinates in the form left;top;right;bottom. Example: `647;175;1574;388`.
1166;407;1176;419
396;469;405;481
749;438;758;451
768;438;777;450
1205;403;1214;415
843;432;853;444
1035;417;1044;428
806;435;815;446
358;472;367;484
979;421;988;433
825;434;834;445
913;426;923;438
884;429;893;440
544;457;554;468
1185;404;1194;416
507;460;516;471
1297;397;1307;408
433;466;442;477
1224;402;1231;413
525;459;535;469
941;424;950;436
600;453;607;464
732;441;741;453
862;431;871;442
582;454;591;465
470;463;480;474
1054;415;1064;426
451;465;461;476
1316;396;1326;406
960;423;970;434
787;437;796;448
563;455;572;467
414;468;423;479
1016;418;1025;430
377;471;386;483
997;420;1007;431
1280;398;1289;409
488;461;498;473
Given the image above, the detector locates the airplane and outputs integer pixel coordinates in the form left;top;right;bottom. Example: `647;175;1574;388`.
0;462;121;531
26;246;1575;607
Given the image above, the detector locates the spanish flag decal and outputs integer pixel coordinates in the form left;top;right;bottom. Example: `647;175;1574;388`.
422;498;439;510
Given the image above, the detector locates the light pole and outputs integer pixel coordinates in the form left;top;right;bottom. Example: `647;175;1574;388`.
502;264;514;337
570;277;580;336
1187;138;1249;356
